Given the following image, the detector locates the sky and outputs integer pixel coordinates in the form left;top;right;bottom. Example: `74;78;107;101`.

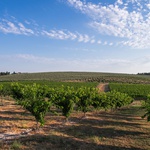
0;0;150;74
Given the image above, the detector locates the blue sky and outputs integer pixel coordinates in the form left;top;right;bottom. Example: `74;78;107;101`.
0;0;150;74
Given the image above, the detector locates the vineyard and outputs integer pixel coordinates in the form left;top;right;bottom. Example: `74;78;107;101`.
1;71;150;84
0;78;150;149
0;83;133;126
0;81;150;125
109;83;150;99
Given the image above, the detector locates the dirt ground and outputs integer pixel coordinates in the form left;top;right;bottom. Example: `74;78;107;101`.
0;98;150;150
97;83;110;92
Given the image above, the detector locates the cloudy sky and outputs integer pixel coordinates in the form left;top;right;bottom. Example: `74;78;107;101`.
0;0;150;74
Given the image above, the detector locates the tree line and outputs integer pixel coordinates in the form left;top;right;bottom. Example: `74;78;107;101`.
0;71;10;76
0;71;21;76
137;72;150;75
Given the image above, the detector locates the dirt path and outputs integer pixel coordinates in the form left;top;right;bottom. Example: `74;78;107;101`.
97;83;110;92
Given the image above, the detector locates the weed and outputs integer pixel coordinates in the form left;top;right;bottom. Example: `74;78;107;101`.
90;136;104;144
11;140;22;150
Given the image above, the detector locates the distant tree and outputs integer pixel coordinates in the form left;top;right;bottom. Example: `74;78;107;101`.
137;72;150;75
0;71;10;76
12;71;17;74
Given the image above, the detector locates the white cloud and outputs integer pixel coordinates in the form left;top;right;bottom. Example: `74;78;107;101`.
1;53;150;73
0;19;34;35
0;16;115;46
109;42;113;46
90;39;95;44
104;41;108;45
24;20;30;25
42;30;74;40
15;54;55;64
42;29;115;46
2;1;149;49
97;40;101;44
67;0;150;49
147;3;150;8
77;33;90;42
42;29;96;43
116;0;123;5
18;23;34;35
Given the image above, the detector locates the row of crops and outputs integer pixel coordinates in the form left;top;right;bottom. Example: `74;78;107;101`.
1;72;150;84
109;83;150;121
0;81;150;126
2;81;150;99
109;83;150;99
0;82;133;128
0;81;98;97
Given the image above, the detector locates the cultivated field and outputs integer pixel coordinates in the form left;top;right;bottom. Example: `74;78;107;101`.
0;72;150;84
0;72;150;150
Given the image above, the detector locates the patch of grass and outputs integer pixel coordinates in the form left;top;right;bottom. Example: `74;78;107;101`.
11;140;22;150
90;136;104;144
117;100;146;116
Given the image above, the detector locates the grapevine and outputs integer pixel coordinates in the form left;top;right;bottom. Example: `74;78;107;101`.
142;95;150;121
11;83;52;128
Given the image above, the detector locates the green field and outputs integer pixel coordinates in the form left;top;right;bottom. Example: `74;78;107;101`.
0;72;150;84
1;71;150;99
0;80;98;88
109;83;150;99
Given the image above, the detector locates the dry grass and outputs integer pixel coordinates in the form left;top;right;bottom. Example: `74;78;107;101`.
0;99;150;150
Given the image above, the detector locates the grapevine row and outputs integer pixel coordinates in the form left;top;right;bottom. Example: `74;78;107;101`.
4;83;133;128
109;83;150;99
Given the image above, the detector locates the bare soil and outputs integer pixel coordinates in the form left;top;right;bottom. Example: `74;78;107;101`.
97;83;110;92
0;99;150;150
